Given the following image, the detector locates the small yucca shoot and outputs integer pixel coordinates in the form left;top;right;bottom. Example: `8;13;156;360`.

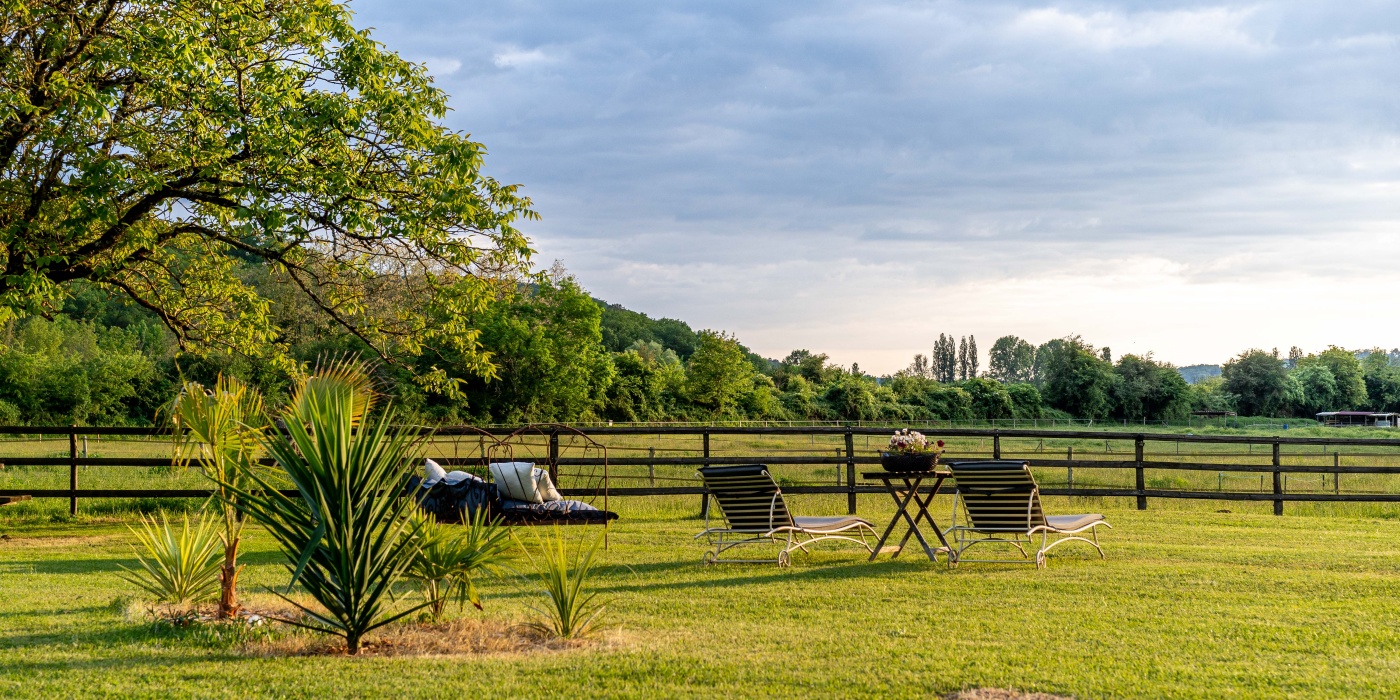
118;512;223;605
521;527;608;640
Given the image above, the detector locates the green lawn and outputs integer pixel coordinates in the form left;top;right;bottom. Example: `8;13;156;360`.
3;495;1400;699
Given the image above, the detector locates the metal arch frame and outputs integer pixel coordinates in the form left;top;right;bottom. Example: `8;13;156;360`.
430;425;502;475
693;470;875;567
945;486;1111;568
489;423;610;545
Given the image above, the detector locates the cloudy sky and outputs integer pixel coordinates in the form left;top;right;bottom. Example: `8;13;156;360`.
355;0;1400;374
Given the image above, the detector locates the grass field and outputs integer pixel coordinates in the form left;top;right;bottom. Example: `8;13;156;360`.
4;494;1400;699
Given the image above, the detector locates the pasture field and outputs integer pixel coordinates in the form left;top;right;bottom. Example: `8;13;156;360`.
4;494;1400;699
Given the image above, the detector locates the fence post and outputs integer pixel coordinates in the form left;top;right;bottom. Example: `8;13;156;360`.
648;447;656;487
1134;435;1146;510
1067;445;1074;490
1334;452;1340;495
1272;440;1283;516
993;430;1001;459
548;429;559;484
700;430;711;518
835;448;842;486
69;427;77;516
845;430;856;515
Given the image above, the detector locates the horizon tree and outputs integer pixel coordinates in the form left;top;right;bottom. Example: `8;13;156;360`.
1222;349;1291;417
988;335;1035;383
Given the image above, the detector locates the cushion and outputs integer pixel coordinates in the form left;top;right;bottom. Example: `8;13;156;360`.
534;468;562;502
1045;514;1105;532
793;515;873;531
489;461;541;504
422;458;447;487
407;475;499;524
443;470;482;486
498;498;619;525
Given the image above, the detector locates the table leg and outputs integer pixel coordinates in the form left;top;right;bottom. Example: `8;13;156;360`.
868;480;921;561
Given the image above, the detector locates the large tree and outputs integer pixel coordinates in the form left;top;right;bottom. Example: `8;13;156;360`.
1222;349;1291;417
0;0;534;390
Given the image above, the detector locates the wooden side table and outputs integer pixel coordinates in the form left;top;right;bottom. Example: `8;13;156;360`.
863;470;954;563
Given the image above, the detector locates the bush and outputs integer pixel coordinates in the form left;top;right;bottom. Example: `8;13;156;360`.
118;512;223;605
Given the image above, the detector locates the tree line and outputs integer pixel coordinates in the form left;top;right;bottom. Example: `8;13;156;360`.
10;265;1394;426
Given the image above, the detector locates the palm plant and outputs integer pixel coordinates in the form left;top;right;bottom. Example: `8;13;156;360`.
170;375;267;619
409;509;516;622
118;512;224;605
223;359;428;654
521;527;609;640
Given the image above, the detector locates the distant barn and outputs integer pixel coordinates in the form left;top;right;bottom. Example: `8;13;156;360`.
1316;411;1400;428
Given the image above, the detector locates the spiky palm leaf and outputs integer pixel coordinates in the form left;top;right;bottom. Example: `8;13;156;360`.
289;355;378;429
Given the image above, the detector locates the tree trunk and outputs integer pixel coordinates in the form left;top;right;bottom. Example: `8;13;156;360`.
347;633;361;655
218;536;240;619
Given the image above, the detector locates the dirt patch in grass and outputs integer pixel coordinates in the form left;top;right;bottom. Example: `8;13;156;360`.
242;618;605;658
0;533;120;548
945;689;1073;700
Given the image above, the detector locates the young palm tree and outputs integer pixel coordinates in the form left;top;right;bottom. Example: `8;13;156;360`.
409;509;516;621
222;359;429;654
170;375;267;619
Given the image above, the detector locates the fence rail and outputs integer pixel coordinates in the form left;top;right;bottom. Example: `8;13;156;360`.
4;425;1400;516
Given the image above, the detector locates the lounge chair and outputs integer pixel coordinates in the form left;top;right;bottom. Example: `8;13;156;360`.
695;464;877;566
945;460;1110;568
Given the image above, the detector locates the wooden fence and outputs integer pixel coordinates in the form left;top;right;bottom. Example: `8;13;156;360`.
4;425;1400;516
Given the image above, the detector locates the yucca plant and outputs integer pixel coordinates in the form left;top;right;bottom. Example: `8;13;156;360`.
221;359;428;654
118;512;223;605
170;375;268;619
410;509;516;621
521;527;609;640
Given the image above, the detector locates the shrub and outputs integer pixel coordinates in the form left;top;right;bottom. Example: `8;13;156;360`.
226;360;428;654
409;510;515;622
521;528;608;640
118;512;223;605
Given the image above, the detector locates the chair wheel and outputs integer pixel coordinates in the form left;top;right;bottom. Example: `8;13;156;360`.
702;551;717;565
777;550;791;568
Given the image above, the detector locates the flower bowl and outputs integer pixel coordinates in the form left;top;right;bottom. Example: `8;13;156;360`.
880;452;938;472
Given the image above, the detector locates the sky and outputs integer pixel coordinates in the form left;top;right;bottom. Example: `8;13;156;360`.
353;0;1400;374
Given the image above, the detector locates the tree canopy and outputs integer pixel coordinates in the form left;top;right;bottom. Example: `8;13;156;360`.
0;0;535;389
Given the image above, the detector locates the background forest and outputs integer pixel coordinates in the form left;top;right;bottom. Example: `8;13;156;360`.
7;264;1400;427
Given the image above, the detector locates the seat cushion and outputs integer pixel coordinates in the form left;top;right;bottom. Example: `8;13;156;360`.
499;499;619;525
792;515;873;532
1045;514;1105;532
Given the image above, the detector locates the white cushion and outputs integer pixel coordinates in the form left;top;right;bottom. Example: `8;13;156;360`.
534;468;562;502
489;462;541;503
442;470;479;486
422;458;447;487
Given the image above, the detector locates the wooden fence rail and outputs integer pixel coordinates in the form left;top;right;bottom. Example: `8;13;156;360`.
5;425;1400;516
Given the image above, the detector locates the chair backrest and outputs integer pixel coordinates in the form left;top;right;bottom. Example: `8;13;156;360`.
947;460;1046;532
697;465;794;532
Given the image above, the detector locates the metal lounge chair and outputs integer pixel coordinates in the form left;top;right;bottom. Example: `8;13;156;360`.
695;464;876;567
945;460;1110;568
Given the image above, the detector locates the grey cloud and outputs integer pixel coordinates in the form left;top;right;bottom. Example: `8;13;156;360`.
351;0;1400;367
